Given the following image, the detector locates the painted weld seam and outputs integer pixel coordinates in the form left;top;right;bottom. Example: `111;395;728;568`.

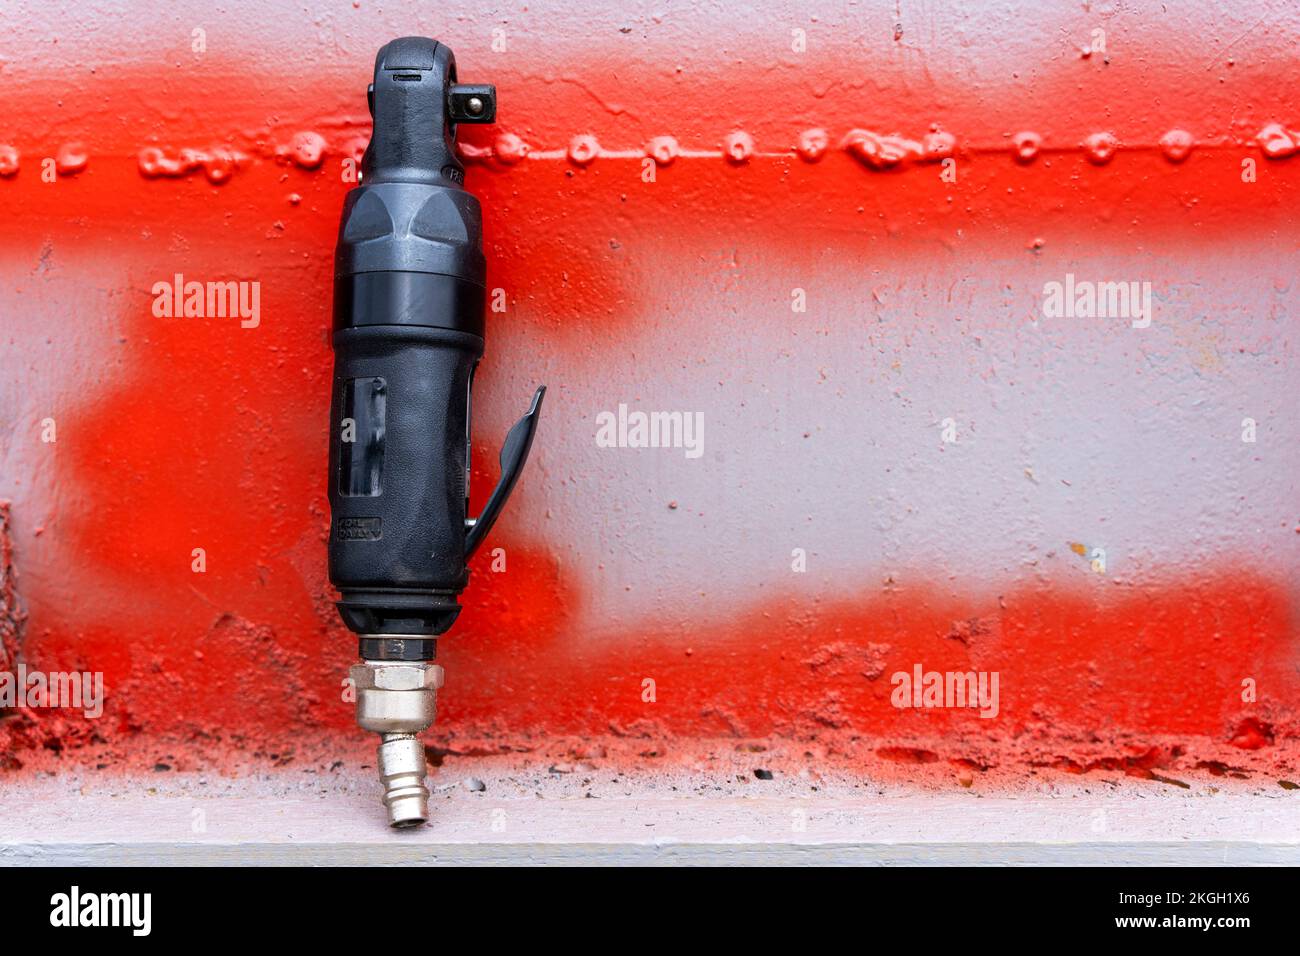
1;122;1298;184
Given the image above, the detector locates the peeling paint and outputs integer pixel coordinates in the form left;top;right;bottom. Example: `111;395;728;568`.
0;1;1296;782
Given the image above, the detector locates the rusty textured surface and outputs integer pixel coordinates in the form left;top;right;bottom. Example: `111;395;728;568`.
0;1;1297;786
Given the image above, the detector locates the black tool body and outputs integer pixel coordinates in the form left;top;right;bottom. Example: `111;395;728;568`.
328;37;543;659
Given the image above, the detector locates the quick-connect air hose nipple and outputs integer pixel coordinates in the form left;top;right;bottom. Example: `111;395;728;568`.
350;658;444;828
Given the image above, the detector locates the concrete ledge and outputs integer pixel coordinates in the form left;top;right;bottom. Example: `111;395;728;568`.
4;841;1295;866
2;767;1296;865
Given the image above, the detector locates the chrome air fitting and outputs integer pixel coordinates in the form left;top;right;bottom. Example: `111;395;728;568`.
350;658;444;827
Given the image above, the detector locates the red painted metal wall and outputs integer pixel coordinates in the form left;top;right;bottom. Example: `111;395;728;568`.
1;1;1297;781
